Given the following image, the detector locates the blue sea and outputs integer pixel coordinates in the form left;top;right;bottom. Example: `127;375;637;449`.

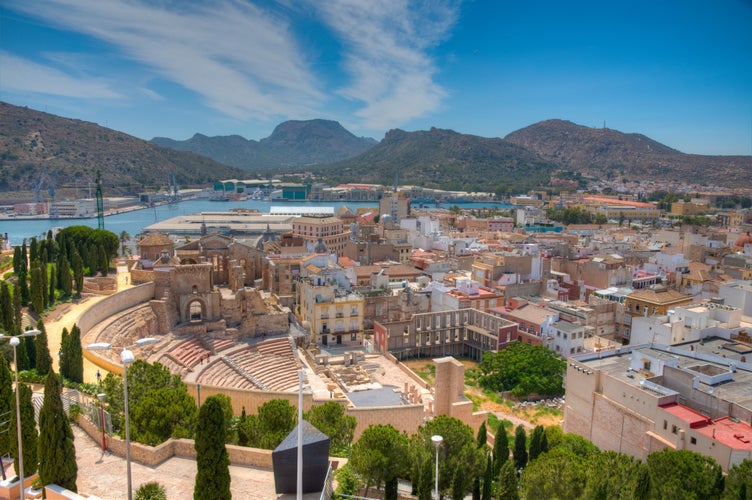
0;198;512;245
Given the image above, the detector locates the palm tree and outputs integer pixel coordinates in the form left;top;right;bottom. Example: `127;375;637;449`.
119;231;130;257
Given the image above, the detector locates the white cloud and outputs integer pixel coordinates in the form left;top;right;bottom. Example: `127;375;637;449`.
0;52;123;99
5;0;324;120
311;0;460;129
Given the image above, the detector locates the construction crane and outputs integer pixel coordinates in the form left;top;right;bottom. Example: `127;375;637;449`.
95;170;104;230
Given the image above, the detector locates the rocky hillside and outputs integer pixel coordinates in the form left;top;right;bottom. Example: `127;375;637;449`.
504;119;752;185
0;101;244;197
152;119;377;170
313;127;558;194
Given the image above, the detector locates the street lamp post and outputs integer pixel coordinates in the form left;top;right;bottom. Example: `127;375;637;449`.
431;435;443;500
2;329;41;500
121;348;135;500
86;337;158;500
97;393;107;451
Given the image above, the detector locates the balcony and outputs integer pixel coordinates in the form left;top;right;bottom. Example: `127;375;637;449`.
336;312;344;318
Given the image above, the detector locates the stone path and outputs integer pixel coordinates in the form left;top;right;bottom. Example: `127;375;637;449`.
73;424;323;499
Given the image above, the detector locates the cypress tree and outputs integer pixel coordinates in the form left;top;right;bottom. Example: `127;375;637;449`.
48;263;57;306
29;238;38;264
59;328;70;380
496;460;519;500
30;262;44;314
529;425;544;461
72;252;84;297
0;356;13;456
35;320;53;376
0;283;12;333
15;338;30;371
98;245;109;277
38;370;77;492
18;270;29;307
68;324;83;384
493;423;509;476
476;421;487;448
9;383;38;476
41;261;49;310
12;287;22;333
513;424;528;472
24;327;37;371
237;407;249;447
60;255;73;297
482;455;493;500
20;242;28;277
46;230;55;263
194;395;230;500
13;246;22;275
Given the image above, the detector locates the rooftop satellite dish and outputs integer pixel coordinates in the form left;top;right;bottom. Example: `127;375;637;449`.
708;387;714;394
639;378;645;386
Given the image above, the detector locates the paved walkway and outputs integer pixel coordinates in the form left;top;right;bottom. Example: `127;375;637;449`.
73;424;323;499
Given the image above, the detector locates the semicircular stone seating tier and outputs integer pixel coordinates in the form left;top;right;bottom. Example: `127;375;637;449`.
95;304;159;346
195;337;300;392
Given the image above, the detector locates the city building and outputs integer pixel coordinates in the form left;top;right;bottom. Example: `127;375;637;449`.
292;216;350;256
564;339;752;472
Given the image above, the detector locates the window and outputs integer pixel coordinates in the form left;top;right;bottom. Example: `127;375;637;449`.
690;437;697;445
663;420;667;430
671;425;678;434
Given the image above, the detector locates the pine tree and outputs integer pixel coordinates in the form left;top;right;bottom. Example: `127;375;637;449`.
35;320;53;376
9;383;38;476
194;395;230;500
513;425;528;472
0;357;13;456
37;371;77;492
68;324;84;383
493;423;509;476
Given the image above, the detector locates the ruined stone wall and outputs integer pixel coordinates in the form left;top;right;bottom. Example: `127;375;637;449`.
77;282;155;336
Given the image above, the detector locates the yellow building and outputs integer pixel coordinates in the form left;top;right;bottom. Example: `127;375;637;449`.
299;282;364;347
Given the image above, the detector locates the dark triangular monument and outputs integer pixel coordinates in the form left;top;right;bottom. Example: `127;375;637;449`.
272;419;330;494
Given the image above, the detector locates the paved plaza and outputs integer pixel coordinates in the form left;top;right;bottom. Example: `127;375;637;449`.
73;424;322;500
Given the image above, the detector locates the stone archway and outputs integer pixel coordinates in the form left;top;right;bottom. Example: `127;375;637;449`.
187;298;205;323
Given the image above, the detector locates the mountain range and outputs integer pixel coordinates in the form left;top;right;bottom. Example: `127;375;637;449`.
152;120;377;170
1;101;750;200
0;101;244;199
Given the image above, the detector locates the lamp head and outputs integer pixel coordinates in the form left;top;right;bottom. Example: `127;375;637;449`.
9;337;20;347
431;435;443;448
86;342;113;351
121;349;135;365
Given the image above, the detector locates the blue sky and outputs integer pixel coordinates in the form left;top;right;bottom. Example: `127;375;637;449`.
1;0;751;155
